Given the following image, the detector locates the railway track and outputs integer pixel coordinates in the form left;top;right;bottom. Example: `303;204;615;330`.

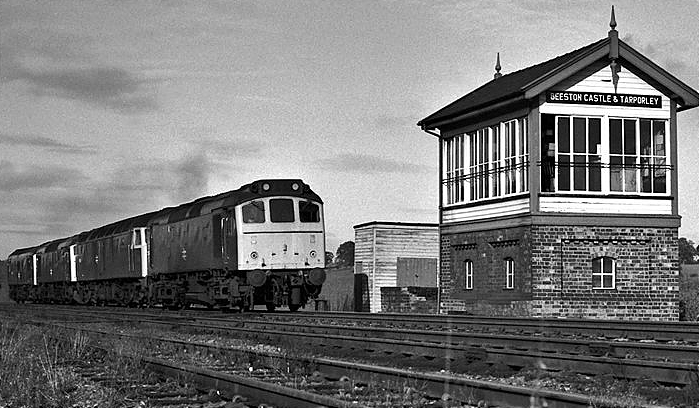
249;311;699;344
50;323;600;408
4;304;699;406
6;304;699;385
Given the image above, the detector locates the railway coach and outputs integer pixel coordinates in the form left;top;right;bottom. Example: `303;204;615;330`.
7;179;326;312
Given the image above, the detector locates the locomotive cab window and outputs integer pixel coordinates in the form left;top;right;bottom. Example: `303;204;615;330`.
242;201;265;223
300;201;320;223
270;199;295;223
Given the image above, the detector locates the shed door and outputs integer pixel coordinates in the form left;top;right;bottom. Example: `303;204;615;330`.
396;257;437;287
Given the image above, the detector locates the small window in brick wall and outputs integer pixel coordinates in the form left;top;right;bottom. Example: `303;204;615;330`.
505;258;515;289
464;260;473;290
592;257;616;289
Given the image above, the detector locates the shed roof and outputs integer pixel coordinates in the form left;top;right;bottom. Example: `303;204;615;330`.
353;221;439;230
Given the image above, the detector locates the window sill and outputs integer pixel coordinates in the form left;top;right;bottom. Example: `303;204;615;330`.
442;193;530;210
539;192;673;200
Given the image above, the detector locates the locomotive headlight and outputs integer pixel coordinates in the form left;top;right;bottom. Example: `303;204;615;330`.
262;183;270;191
250;251;259;260
309;250;317;258
291;182;299;191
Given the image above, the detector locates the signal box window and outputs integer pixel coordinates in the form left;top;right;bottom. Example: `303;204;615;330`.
464;260;473;290
300;201;320;223
242;201;265;223
505;258;515;289
592;257;616;289
270;199;295;222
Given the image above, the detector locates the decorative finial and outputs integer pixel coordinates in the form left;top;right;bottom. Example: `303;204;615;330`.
608;5;620;92
494;52;502;79
609;5;617;30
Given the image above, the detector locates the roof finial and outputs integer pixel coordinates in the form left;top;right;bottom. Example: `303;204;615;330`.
609;5;617;30
608;5;620;92
494;52;502;79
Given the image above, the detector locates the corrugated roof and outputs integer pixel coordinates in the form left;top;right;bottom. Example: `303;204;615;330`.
418;38;607;129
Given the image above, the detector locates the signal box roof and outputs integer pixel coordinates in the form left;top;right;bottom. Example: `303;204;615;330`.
418;34;699;133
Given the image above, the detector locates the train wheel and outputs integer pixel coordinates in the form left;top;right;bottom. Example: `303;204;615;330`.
288;304;301;312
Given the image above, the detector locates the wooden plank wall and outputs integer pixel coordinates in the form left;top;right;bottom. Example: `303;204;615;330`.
354;224;439;312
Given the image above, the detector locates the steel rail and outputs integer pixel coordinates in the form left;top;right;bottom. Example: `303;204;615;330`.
12;304;699;344
70;325;598;408
215;317;699;363
8;305;697;385
30;319;365;408
141;318;698;386
142;356;363;408
254;311;699;343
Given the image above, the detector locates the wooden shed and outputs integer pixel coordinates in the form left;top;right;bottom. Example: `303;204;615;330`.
354;222;439;312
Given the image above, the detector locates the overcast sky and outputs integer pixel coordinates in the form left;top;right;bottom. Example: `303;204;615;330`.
2;0;699;258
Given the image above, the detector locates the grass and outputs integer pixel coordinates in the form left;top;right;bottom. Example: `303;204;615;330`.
0;319;150;408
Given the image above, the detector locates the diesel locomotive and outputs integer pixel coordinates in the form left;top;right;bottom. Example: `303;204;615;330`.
6;179;326;311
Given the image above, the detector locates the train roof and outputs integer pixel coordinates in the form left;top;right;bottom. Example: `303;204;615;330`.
8;245;38;258
36;237;69;253
165;179;322;223
12;179;322;249
84;209;162;241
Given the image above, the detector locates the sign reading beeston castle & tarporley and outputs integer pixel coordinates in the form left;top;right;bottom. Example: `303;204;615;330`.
546;91;662;108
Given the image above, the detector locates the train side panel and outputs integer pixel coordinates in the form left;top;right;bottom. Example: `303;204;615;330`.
76;230;143;281
151;212;234;275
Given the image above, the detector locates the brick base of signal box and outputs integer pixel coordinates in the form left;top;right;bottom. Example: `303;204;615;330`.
439;224;679;321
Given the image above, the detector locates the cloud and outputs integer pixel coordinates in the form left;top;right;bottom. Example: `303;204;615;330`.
5;65;160;114
0;132;97;154
317;153;431;174
0;151;215;250
0;161;86;192
622;34;694;79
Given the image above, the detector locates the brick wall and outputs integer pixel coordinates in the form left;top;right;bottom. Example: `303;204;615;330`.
439;224;679;320
381;286;438;314
530;225;679;320
440;226;533;316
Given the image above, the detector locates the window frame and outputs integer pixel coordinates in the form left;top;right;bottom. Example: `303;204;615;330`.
269;198;295;223
464;259;473;290
592;256;616;289
242;200;266;224
504;258;515;289
548;115;670;196
299;200;321;223
442;117;529;206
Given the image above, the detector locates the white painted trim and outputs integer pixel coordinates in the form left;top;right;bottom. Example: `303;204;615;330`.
69;245;77;282
539;196;672;214
442;197;530;223
32;254;37;286
140;228;148;278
